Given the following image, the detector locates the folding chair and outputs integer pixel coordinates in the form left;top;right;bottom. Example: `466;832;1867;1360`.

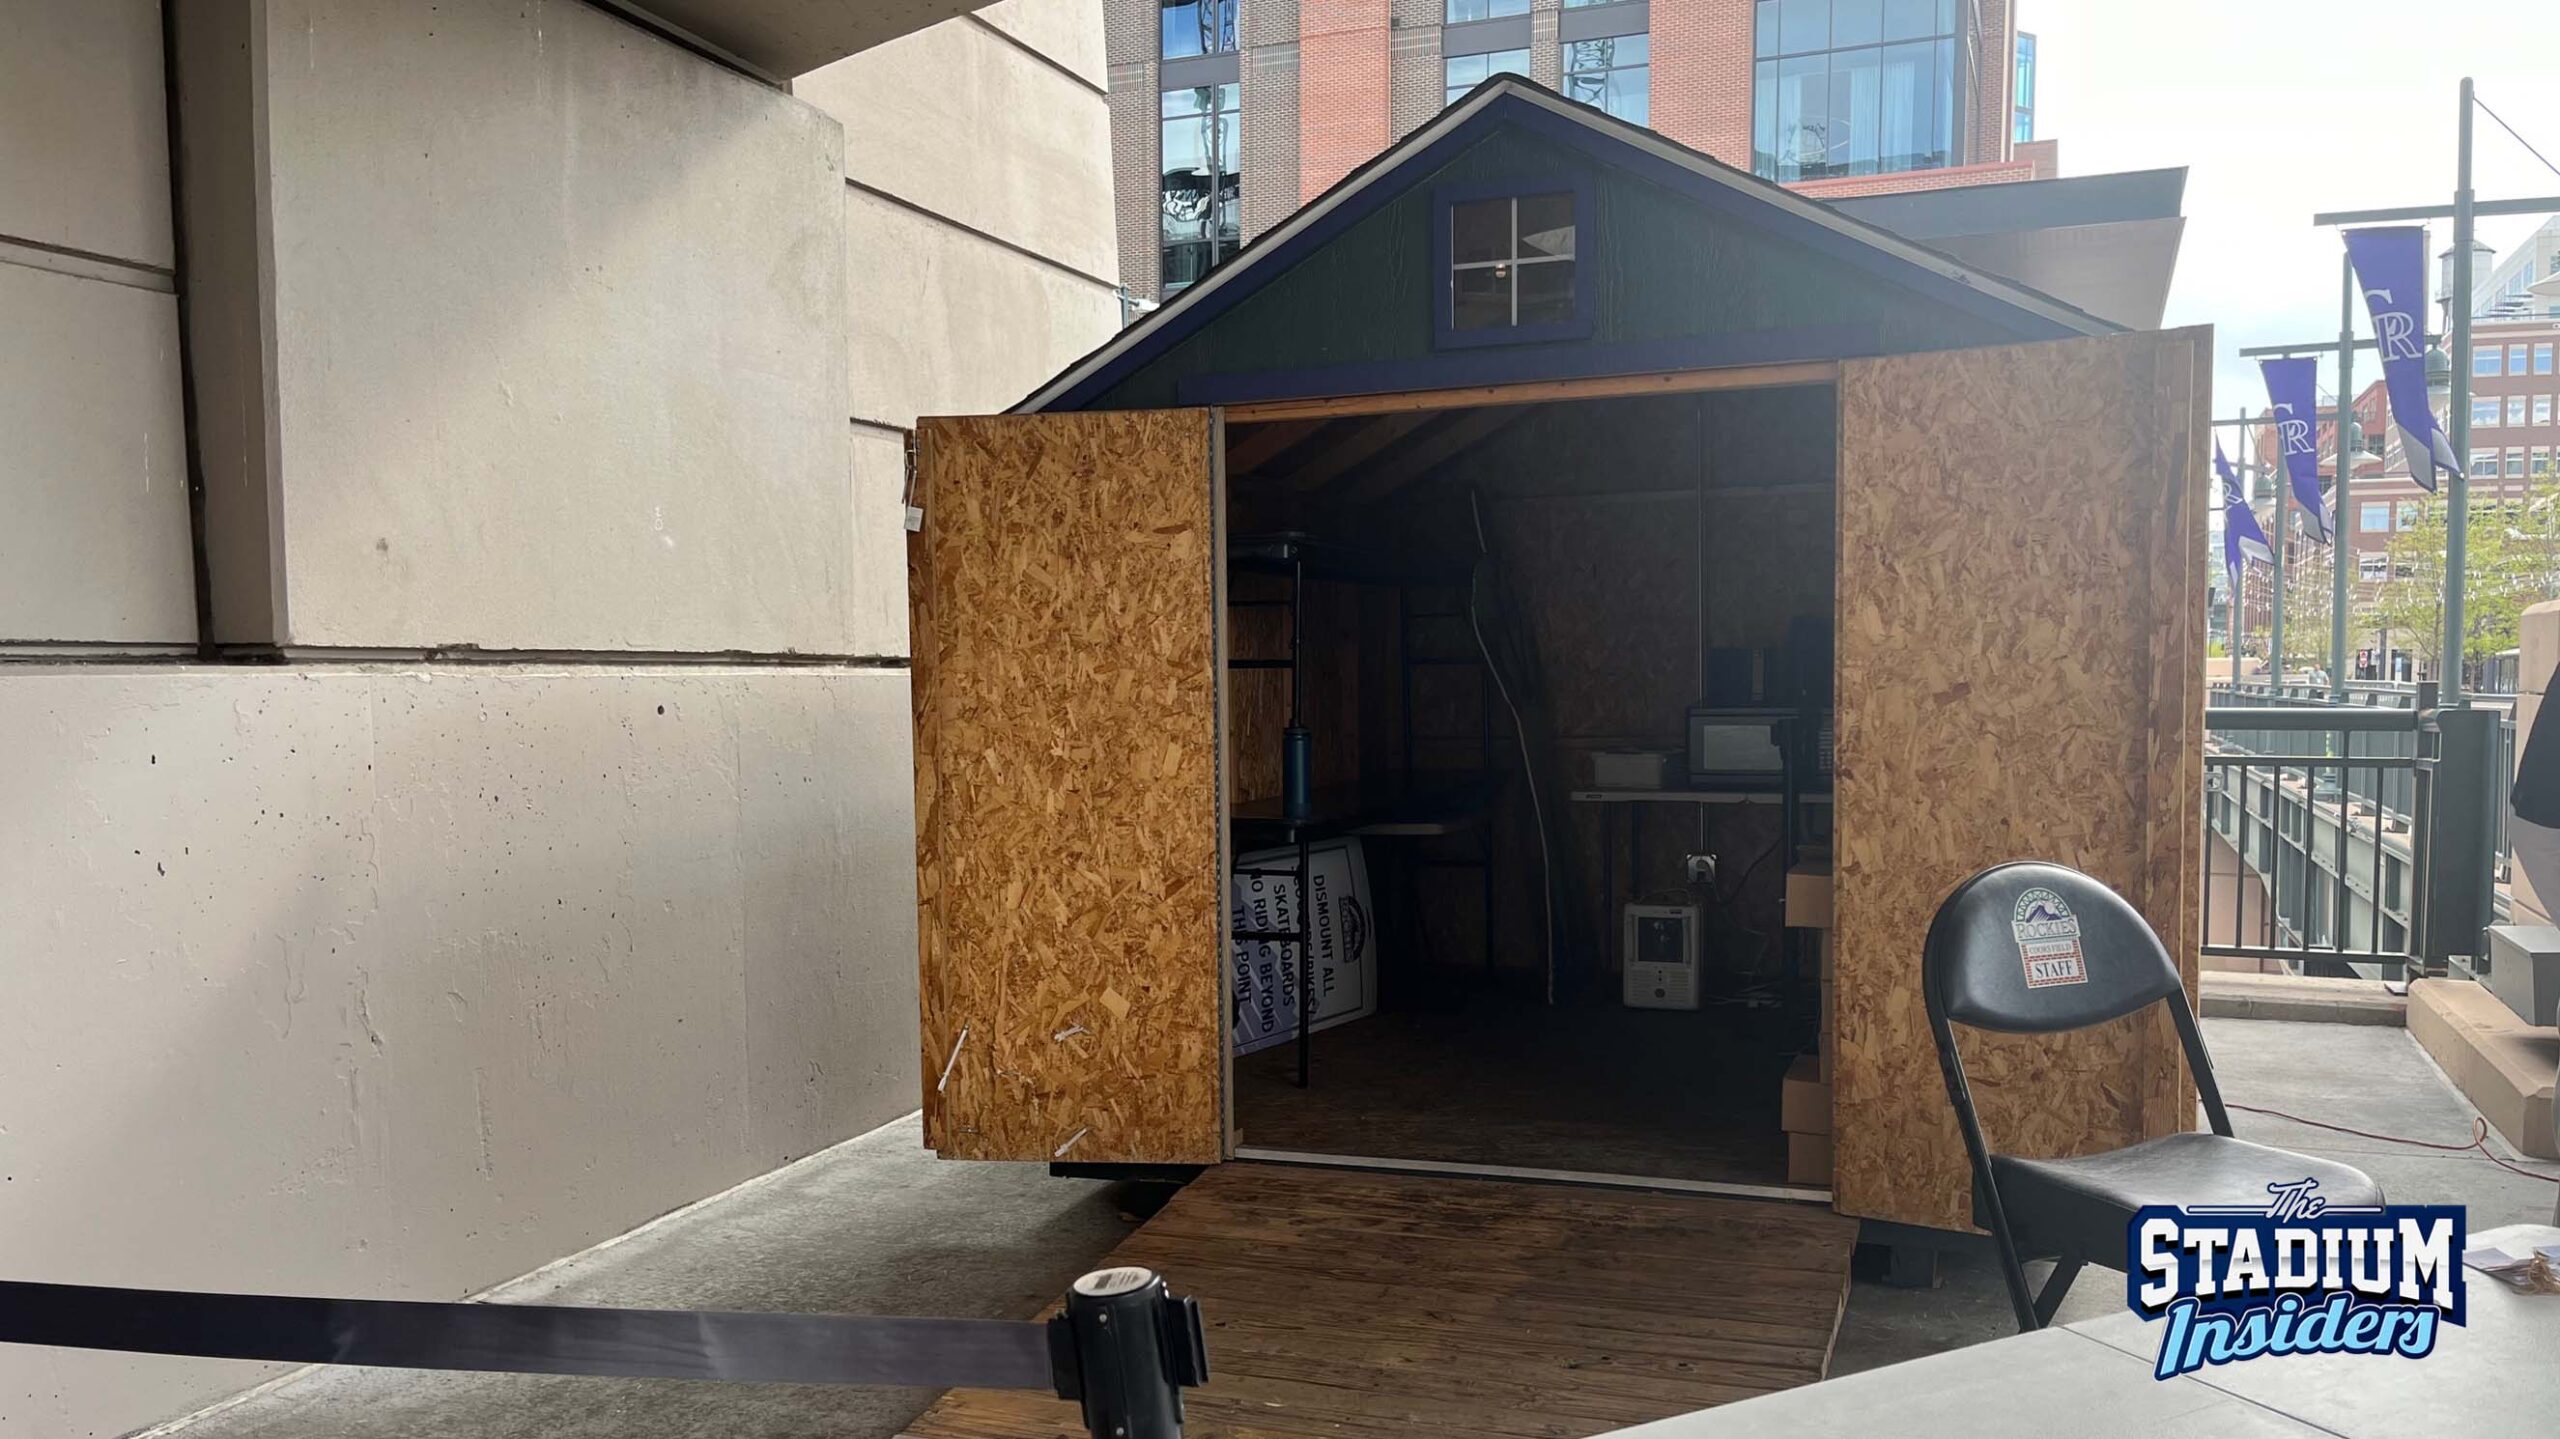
1923;861;2384;1331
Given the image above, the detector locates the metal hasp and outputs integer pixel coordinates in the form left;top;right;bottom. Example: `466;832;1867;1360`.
1048;1267;1211;1439
2418;693;2500;977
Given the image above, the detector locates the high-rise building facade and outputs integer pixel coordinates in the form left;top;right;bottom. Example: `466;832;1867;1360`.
1110;0;2052;302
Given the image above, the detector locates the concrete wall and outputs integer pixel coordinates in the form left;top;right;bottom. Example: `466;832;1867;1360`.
796;0;1124;655
0;0;194;648
0;1;1121;1435
178;0;860;654
0;666;920;1436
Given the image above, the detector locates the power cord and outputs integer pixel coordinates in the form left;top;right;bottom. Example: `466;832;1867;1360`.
2226;1102;2560;1186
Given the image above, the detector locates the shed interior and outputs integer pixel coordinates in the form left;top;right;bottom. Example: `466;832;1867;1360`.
1220;380;1839;1191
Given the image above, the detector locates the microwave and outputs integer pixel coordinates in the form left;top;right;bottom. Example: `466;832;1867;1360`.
1686;707;1793;788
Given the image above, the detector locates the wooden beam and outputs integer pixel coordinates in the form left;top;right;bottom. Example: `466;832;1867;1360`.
1221;417;1326;475
1327;406;1531;508
1223;359;1840;424
1283;410;1438;491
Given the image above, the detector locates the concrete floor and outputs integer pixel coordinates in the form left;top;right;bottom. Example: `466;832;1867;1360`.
160;1116;1149;1439
155;1018;2559;1437
1825;1016;2560;1374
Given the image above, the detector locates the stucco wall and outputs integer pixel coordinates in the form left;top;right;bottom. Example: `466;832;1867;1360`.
0;665;920;1437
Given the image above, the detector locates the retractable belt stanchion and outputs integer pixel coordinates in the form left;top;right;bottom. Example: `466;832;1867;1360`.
0;1266;1208;1439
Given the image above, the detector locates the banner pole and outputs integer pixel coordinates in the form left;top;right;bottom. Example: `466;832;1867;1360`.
2333;254;2355;698
2443;77;2475;707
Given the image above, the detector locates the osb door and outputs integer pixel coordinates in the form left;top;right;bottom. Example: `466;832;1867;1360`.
909;411;1228;1164
1832;328;2207;1231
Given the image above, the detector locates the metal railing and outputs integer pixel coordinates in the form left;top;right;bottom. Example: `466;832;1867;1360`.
2216;681;2519;890
2203;701;2427;976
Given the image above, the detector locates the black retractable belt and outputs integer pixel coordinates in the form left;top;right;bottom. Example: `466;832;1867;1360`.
0;1267;1208;1439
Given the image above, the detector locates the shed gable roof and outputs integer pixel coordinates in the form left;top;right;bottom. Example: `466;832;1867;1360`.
1020;77;2119;414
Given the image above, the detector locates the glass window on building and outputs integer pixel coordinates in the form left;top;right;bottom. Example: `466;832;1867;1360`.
2011;31;2035;144
2359;553;2390;582
1160;83;1240;295
2472;449;2499;473
1448;0;1529;19
2477;347;2504;377
1446;48;1532;104
2359;501;2392;532
2511;395;2530;426
1159;0;1236;58
1447;191;1577;333
2509;449;2529;478
1564;33;1650;123
2538;394;2555;425
1752;0;1965;183
2397;500;2423;525
2539;342;2557;375
2513;343;2533;372
2536;448;2554;476
2474;397;2501;427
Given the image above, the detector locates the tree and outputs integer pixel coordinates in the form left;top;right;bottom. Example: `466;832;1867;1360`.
2361;476;2560;682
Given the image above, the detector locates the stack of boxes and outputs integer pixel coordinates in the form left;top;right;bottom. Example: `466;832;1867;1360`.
1781;863;1834;1185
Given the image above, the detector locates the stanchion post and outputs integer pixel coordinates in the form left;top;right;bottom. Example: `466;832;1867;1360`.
1050;1268;1209;1439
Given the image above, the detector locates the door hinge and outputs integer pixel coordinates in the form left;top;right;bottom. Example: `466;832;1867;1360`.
902;430;924;532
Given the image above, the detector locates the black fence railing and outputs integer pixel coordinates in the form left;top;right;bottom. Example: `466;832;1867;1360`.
2203;701;2427;975
2215;682;2519;891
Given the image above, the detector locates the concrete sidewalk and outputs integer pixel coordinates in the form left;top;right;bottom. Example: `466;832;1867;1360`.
155;1019;2560;1436
157;1116;1144;1439
1827;1016;2560;1373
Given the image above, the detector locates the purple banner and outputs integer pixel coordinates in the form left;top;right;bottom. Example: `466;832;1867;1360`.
2258;356;2331;544
2215;440;2272;599
2344;226;2462;492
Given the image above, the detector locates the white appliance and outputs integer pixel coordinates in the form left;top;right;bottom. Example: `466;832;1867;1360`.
1621;903;1701;1010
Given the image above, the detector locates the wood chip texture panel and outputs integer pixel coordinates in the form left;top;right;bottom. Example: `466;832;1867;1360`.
910;411;1227;1163
1831;329;2208;1231
901;1163;1859;1439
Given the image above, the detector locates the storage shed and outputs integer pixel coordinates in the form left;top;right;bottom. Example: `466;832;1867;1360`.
905;77;2206;1235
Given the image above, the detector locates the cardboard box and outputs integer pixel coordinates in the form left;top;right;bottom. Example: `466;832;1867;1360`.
1785;865;1833;929
1781;1052;1832;1135
1787;1130;1834;1185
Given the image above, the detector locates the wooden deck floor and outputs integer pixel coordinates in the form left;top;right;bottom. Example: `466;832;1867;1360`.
901;1162;1859;1439
1235;1000;1795;1188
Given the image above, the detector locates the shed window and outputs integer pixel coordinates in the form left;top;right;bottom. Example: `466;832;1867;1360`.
1440;190;1586;343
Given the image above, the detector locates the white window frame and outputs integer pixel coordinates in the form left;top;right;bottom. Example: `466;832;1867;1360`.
1449;195;1576;329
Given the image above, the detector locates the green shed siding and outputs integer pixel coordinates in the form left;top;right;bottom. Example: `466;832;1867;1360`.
1085;126;2032;410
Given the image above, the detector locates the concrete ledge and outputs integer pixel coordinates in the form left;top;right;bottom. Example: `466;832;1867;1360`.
2406;978;2559;1159
2199;972;2407;1026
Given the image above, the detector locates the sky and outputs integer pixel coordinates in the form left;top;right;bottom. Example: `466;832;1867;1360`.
2020;0;2560;418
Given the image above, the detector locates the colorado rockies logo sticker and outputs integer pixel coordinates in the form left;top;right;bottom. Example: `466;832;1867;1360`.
2011;886;2088;988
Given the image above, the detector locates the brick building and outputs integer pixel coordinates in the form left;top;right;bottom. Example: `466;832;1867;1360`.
1113;0;2055;301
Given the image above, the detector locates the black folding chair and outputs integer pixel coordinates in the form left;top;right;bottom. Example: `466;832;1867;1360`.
1923;861;2384;1331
